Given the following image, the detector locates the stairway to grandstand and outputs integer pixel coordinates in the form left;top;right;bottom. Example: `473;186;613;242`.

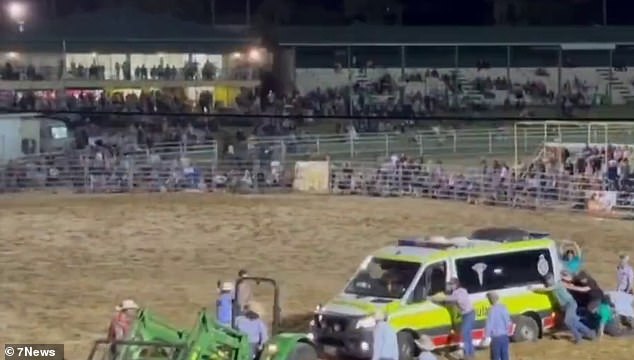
595;68;634;104
454;70;485;104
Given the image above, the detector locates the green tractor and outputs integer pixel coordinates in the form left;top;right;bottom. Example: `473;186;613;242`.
87;276;317;360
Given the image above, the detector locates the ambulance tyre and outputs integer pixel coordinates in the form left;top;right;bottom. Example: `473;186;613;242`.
512;315;540;342
397;331;416;360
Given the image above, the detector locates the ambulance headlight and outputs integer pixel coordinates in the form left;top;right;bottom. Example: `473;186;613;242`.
355;316;376;329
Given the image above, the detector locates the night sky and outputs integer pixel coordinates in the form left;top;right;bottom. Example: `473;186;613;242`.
2;0;634;27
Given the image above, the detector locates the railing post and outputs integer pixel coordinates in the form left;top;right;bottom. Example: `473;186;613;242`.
452;131;457;153
280;139;287;163
349;135;355;158
488;131;493;154
523;129;528;153
385;133;389;157
316;135;321;154
128;158;134;192
83;159;90;193
417;134;424;156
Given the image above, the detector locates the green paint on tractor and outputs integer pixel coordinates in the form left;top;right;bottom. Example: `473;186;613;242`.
87;277;318;360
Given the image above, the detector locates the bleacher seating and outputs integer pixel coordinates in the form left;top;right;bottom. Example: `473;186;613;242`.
296;67;634;106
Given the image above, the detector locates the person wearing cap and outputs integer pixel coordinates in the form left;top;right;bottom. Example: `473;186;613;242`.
371;310;398;360
415;335;437;360
484;292;511;360
107;299;139;356
531;273;595;343
216;281;234;326
235;303;268;359
433;278;475;359
236;269;253;313
617;254;633;295
569;270;605;310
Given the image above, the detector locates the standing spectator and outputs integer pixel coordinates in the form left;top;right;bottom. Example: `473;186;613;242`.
371;310;398;360
617;254;634;294
433;278;475;359
107;299;139;357
236;269;253;313
415;335;436;360
235;303;268;359
216;281;234;326
484;292;511;360
531;273;595;343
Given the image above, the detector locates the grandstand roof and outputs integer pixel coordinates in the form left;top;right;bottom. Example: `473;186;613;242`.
0;8;257;53
276;26;634;46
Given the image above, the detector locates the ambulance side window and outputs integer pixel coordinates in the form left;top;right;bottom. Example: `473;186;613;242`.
410;261;447;302
455;249;553;293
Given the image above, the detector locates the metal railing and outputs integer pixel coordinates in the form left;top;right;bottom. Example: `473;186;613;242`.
328;161;634;215
252;125;634;161
2;156;632;216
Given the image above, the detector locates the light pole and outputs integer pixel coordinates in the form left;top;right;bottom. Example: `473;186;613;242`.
7;2;27;32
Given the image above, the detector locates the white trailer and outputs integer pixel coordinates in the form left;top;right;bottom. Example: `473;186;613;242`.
0;112;72;164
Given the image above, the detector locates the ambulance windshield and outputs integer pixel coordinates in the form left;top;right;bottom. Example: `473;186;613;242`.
344;257;420;299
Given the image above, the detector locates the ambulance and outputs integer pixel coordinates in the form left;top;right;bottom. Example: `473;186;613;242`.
310;228;569;360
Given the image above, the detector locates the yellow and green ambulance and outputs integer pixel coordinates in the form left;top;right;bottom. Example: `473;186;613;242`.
309;228;566;360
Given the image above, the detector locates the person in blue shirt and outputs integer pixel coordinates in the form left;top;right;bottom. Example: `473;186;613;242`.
216;281;234;326
371;310;399;360
484;291;512;360
235;303;269;359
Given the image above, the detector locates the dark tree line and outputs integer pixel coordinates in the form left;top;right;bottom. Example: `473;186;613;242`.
1;0;626;28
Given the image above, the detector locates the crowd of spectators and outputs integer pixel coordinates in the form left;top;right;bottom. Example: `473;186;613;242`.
328;151;634;214
1;58;252;82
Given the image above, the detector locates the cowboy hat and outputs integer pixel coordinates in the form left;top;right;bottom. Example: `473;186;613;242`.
220;281;234;292
415;335;435;351
115;299;139;311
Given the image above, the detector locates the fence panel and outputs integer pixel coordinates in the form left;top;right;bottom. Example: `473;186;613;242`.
256;128;548;162
328;160;634;216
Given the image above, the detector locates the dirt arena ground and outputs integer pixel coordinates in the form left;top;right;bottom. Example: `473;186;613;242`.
1;193;633;359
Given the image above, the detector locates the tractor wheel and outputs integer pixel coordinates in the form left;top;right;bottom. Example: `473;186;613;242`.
287;343;318;360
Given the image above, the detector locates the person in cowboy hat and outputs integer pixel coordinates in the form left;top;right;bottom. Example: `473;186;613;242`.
216;281;234;326
617;253;633;295
235;302;268;359
108;299;139;342
371;310;398;360
107;299;139;356
415;335;437;360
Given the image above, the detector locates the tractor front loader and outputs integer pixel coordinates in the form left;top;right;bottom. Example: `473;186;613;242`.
87;309;188;360
87;276;317;360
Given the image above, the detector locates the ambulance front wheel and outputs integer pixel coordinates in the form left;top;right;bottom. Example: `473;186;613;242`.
397;331;416;360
